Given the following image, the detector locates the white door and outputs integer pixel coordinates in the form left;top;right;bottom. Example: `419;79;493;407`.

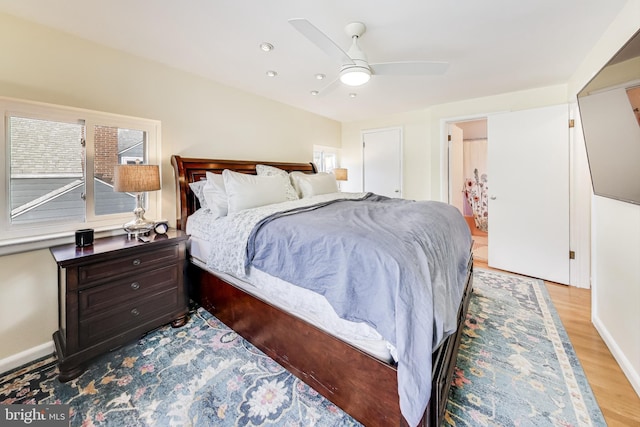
363;128;402;198
449;124;465;213
488;104;570;284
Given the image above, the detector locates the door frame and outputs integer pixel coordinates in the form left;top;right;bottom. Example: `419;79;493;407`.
440;113;491;205
439;109;592;288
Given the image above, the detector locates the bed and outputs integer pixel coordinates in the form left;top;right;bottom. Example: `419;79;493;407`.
171;155;474;427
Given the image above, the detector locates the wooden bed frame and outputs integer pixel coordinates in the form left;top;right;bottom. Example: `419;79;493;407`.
171;155;473;426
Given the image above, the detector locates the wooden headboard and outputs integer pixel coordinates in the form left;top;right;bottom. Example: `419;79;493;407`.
171;155;317;231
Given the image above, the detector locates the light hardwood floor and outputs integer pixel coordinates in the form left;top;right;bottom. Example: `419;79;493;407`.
474;258;640;426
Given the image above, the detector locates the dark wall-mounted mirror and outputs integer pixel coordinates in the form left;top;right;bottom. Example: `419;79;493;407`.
577;29;640;205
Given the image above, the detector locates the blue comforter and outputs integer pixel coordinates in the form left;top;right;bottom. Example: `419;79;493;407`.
246;193;472;426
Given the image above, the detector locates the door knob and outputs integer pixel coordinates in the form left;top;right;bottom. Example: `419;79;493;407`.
490;196;496;200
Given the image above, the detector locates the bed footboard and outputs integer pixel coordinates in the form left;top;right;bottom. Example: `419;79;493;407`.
189;264;401;426
428;253;474;426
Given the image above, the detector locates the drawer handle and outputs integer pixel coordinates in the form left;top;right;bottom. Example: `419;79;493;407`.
130;282;140;290
132;259;141;266
131;308;140;317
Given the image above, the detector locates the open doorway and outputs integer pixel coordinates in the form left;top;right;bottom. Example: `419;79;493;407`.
448;118;488;261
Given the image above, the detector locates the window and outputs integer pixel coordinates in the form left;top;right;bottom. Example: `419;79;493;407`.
0;97;161;249
313;145;339;173
9;116;86;225
93;126;146;216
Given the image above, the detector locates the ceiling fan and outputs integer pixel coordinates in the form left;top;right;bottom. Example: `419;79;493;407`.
289;18;449;90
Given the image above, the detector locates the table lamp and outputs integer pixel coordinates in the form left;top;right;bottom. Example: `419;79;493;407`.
113;164;160;237
332;168;348;190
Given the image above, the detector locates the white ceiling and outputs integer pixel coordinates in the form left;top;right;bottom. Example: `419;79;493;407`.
0;0;629;122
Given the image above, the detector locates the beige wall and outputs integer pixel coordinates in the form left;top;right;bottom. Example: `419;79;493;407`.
0;250;58;360
2;1;639;397
340;110;431;198
0;12;340;367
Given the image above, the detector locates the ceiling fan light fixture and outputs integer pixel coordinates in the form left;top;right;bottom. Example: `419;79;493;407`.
339;66;371;86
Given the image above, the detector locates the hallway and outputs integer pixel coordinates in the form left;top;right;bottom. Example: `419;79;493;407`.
465;215;488;262
472;234;487;261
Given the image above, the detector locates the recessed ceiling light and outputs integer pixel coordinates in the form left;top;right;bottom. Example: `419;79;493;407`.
266;70;278;77
349;93;357;98
260;42;274;52
310;90;319;96
315;73;326;80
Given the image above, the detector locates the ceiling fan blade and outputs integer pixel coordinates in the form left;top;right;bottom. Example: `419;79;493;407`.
370;61;449;76
289;18;355;66
315;77;341;96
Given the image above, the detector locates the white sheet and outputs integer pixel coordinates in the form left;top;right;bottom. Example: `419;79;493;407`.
188;234;396;362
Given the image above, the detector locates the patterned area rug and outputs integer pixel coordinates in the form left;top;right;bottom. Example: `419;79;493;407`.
445;269;605;426
0;311;358;427
0;269;605;426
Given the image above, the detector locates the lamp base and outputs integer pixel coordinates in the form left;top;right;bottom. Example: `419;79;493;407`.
123;192;155;239
123;218;155;239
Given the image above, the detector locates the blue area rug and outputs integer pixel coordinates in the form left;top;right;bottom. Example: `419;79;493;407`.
445;269;605;426
0;269;605;426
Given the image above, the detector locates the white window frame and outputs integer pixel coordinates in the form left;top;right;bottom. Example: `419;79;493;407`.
313;144;340;173
0;96;161;254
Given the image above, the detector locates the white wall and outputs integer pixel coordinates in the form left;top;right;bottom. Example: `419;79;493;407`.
427;85;569;201
341;85;568;201
567;0;640;396
0;12;340;370
340;3;640;396
591;196;640;394
341;86;595;290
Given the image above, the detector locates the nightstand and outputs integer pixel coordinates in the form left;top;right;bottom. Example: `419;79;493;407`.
50;229;189;382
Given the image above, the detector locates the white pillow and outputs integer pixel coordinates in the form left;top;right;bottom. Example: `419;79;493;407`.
255;164;299;201
222;169;289;213
203;172;228;218
290;172;338;198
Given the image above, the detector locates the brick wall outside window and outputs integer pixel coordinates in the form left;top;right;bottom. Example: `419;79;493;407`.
94;125;118;184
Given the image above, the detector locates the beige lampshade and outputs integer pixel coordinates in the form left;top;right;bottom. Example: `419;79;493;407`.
332;168;348;181
113;164;161;193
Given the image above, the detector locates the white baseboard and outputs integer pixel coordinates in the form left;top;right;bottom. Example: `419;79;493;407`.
592;314;640;398
0;341;55;376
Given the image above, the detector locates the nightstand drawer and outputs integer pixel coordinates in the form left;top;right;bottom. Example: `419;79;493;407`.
79;288;180;347
78;245;179;286
79;264;179;316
